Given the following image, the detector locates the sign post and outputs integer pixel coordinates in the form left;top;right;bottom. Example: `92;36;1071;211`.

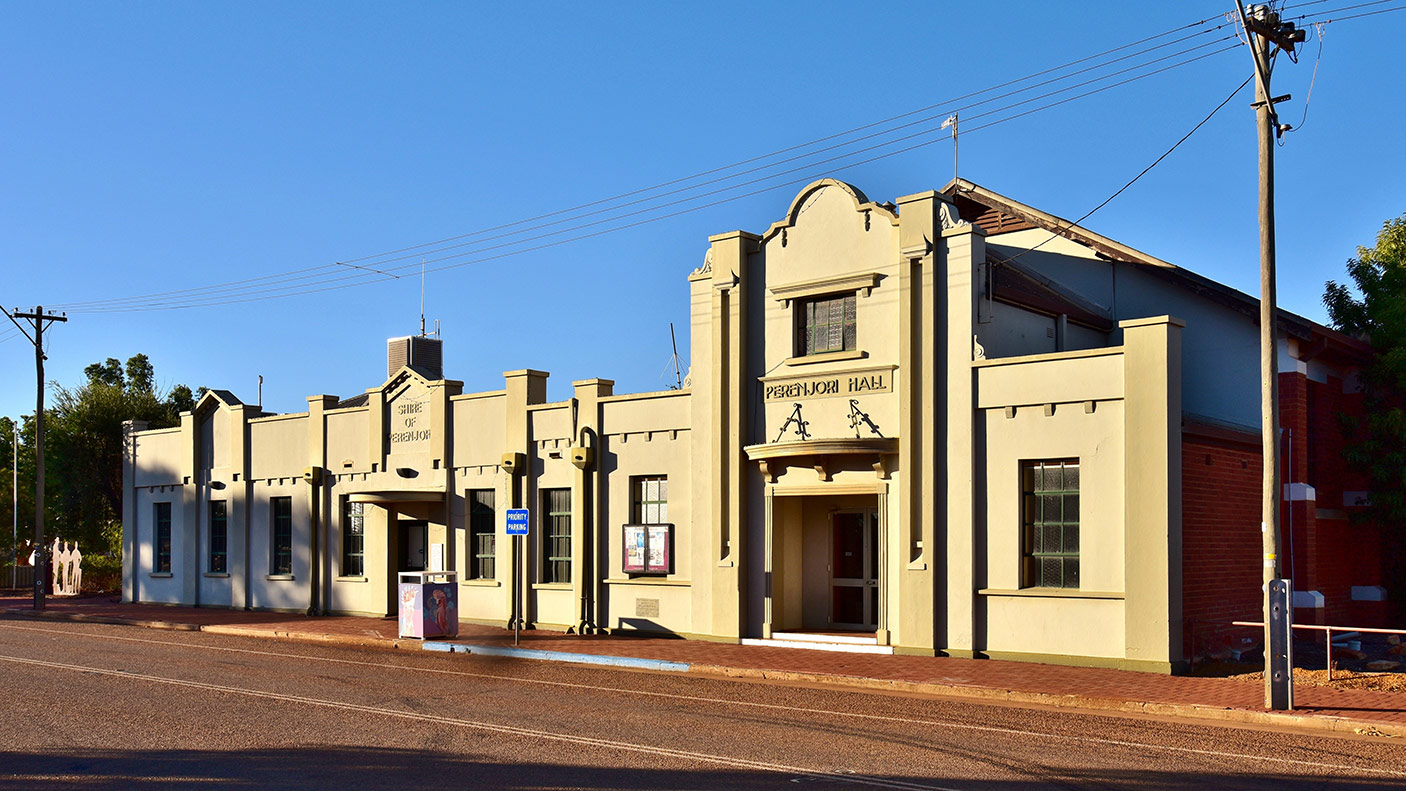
505;508;529;647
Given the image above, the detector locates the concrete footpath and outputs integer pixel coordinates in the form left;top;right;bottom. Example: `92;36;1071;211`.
4;594;1404;738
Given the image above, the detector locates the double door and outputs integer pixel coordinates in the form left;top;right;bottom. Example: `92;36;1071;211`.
830;509;879;630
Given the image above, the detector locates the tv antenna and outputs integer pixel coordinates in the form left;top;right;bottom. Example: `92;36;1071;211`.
416;259;440;338
669;323;683;389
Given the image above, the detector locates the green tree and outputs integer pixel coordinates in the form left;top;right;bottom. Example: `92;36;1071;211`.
1323;213;1406;620
0;415;36;566
41;355;201;559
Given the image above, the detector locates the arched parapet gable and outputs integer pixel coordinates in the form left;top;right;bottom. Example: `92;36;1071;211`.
760;179;899;245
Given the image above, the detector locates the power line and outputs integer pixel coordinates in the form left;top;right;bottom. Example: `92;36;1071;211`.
61;45;1242;313
1298;2;1406;23
71;46;1244;314
44;5;1403;314
338;35;1241;274
331;15;1231;268
57;35;1237;311
51;17;1237;313
990;74;1256;269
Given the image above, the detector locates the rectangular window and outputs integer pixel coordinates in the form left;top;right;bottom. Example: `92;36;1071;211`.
541;488;571;584
798;293;857;356
343;501;365;577
209;501;227;573
271;496;293;575
154;502;172;573
625;476;672;576
468;489;496;580
632;475;668;524
1021;459;1080;589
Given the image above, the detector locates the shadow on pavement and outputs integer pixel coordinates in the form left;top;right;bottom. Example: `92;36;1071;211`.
0;746;1397;791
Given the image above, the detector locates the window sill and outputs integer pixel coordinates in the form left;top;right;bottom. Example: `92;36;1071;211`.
978;587;1124;600
265;574;296;582
530;583;572;591
149;572;173;579
603;577;692;587
335;576;368;583
461;579;502;587
203;572;230;579
783;349;868;367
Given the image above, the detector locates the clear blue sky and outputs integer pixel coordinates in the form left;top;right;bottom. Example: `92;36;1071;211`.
2;1;1402;421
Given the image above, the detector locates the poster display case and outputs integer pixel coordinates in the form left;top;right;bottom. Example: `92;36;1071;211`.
622;523;672;576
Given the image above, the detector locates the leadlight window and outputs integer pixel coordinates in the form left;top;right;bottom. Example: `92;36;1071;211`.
1021;460;1080;589
632;476;668;524
542;488;571;584
798;293;857;356
209;501;227;573
343;501;365;577
154;502;172;573
469;489;495;580
271;496;293;575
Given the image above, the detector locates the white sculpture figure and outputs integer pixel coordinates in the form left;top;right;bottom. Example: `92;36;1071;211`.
69;544;82;594
51;539;65;593
49;540;81;596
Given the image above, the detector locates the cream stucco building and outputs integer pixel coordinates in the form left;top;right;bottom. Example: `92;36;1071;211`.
122;179;1378;673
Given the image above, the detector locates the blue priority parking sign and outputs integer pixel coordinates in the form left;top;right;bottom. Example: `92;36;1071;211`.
506;509;529;536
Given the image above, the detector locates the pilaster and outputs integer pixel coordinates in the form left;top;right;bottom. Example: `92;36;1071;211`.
179;411;198;604
940;220;984;655
571;378;612;632
705;230;757;638
306;395;337;615
894;190;937;652
1121;315;1185;670
232;405;254;610
502;369;547;629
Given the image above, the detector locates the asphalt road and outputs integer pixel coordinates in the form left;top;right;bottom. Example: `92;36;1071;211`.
0;618;1403;790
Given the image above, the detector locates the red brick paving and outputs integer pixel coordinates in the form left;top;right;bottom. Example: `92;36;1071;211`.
4;594;1404;731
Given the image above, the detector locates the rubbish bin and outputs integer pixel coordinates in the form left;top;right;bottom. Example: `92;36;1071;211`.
398;571;459;639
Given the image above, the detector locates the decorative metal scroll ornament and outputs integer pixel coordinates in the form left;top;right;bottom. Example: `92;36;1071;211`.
775;403;811;443
848;399;883;438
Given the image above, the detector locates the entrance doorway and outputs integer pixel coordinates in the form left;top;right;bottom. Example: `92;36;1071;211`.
830;509;878;630
399;520;428;572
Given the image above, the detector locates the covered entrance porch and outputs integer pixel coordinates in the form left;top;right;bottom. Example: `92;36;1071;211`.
341;490;450;617
750;490;893;655
742;438;896;654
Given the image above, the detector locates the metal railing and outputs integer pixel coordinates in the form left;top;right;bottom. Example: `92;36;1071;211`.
1226;620;1406;681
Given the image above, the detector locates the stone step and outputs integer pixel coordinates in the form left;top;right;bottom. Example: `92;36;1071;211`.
741;637;894;655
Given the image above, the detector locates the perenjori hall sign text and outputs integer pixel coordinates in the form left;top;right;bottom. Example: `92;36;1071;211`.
762;367;892;402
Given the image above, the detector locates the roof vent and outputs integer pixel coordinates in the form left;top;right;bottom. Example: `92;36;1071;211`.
387;335;443;380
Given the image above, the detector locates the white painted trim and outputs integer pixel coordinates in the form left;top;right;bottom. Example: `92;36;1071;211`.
772;632;877;645
740;638;894;655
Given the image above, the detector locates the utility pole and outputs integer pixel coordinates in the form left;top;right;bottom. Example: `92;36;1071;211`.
7;306;68;611
1234;1;1304;712
11;420;17;591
